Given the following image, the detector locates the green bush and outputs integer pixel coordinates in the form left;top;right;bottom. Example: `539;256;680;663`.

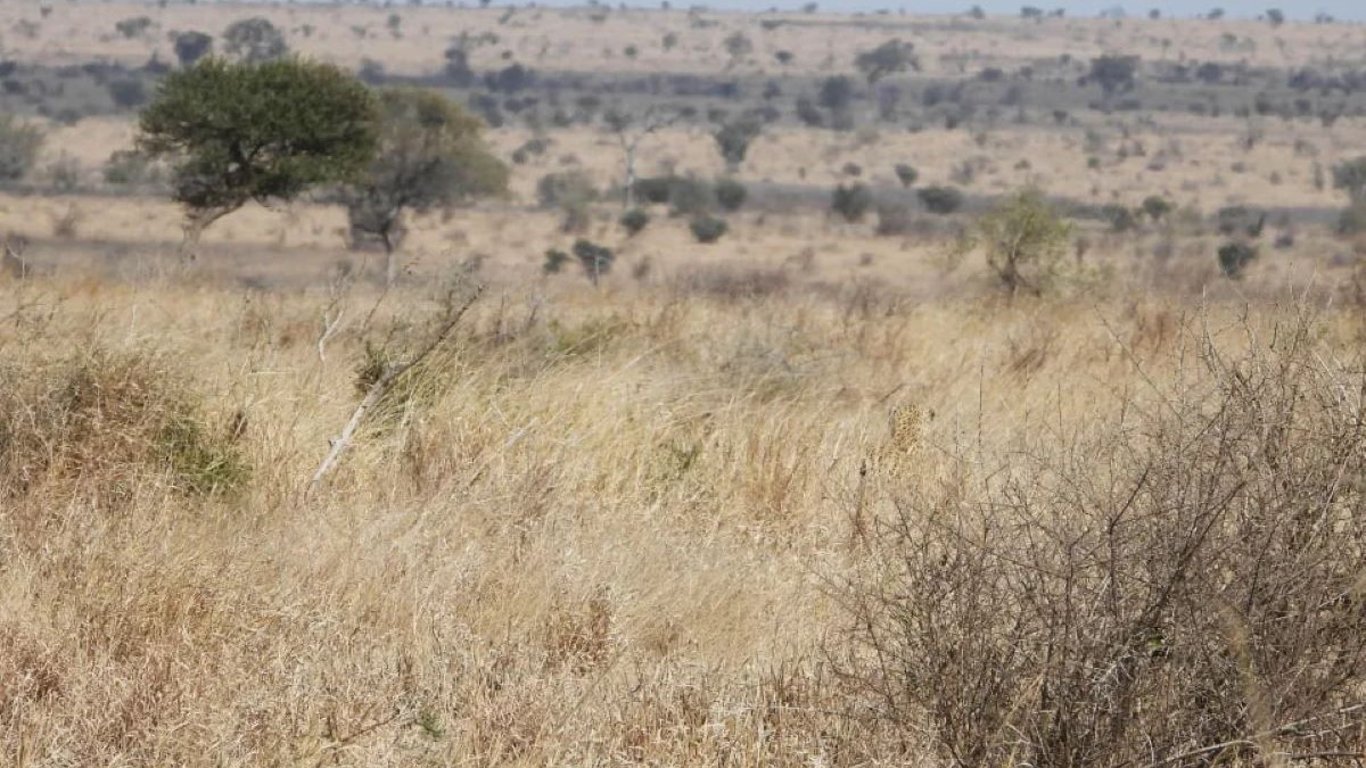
620;207;650;236
543;248;570;275
573;239;615;284
1101;203;1138;232
894;163;919;188
690;215;729;244
1217;241;1258;278
917;185;964;214
714;178;748;212
1142;195;1174;222
668;176;715;218
831;183;874;223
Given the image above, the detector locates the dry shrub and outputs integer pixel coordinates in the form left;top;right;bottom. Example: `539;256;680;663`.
839;308;1366;767
0;348;249;507
671;264;790;301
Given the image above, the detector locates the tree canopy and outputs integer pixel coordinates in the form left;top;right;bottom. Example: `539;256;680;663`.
137;57;379;252
222;17;287;63
344;88;508;279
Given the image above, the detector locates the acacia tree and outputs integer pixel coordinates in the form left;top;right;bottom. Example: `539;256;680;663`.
1089;55;1139;104
223;17;287;63
854;39;917;84
713;115;763;171
343;88;508;285
172;30;214;68
137;57;379;260
969;188;1072;296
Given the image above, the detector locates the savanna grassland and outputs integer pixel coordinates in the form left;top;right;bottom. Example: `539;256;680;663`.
1;2;1366;766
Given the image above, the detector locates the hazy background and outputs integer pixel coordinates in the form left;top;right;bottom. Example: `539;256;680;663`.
401;0;1363;21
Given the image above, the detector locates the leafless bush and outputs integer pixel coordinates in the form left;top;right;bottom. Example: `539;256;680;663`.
838;308;1366;767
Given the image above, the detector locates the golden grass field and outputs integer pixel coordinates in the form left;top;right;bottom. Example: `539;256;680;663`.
1;2;1366;766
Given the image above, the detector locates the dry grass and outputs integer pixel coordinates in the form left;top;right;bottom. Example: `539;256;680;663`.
0;267;1361;765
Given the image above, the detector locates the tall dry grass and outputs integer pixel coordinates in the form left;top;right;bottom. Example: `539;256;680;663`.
0;270;1361;765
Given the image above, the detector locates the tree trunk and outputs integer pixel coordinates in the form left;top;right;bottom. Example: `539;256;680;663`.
381;228;396;287
623;142;638;211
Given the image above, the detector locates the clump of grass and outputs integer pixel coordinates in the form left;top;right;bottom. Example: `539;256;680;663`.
0;348;249;505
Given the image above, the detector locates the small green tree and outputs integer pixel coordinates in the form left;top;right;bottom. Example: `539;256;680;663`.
690;215;729;244
918;185;964;215
969;188;1072;296
619;208;650;236
714;116;762;170
172;31;214;68
1142;195;1174;222
1089;55;1139;103
854;39;917;84
344;88;507;284
573;239;614;285
714;178;747;212
222;17;287;63
894;163;919;188
1217;241;1257;278
536;170;598;232
832;183;874;223
137;57;378;259
1332;157;1366;203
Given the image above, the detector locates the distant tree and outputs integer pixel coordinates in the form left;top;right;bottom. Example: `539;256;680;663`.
137;58;378;260
107;78;149;110
572;239;614;285
690;215;728;243
713;116;762;170
1021;6;1044;19
854;39;917;84
831;183;874;222
968;5;986;20
1089;55;1140;102
818;75;857;113
775;50;795;65
894;163;919;188
1207;7;1225;19
0;115;44;183
536;170;598;232
619;207;650;236
222;17;287;63
1195;61;1224;84
172;31;214;67
610;106;682;210
795;96;824;127
443;45;474;87
343;88;507;284
970;188;1071;296
115;16;154;39
723;31;752;60
1332;157;1366;203
1217;241;1257;278
918;185;965;214
714;177;747;211
1265;8;1285;26
486;63;533;93
1148;8;1160;19
1142;195;1174;222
